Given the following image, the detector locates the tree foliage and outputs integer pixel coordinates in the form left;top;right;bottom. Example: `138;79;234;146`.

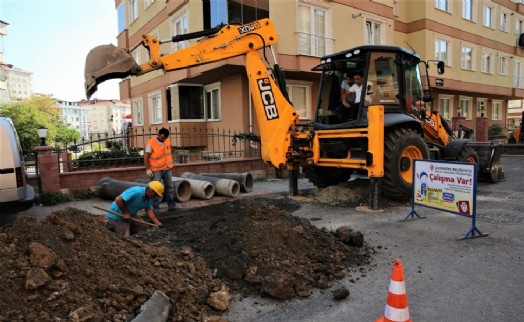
55;126;81;146
0;96;68;153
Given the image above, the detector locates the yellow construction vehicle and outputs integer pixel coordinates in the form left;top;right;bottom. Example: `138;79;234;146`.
85;18;502;208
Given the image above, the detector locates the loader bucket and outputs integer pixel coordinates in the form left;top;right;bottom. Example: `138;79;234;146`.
467;142;505;182
84;44;141;99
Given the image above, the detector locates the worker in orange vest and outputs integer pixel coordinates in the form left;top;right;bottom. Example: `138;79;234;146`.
144;128;176;212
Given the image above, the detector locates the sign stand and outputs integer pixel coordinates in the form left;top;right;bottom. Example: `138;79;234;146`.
404;159;488;240
403;201;426;220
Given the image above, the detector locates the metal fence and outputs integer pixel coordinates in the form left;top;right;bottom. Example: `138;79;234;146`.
26;126;261;175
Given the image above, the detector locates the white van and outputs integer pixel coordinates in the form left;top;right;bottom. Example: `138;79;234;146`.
0;117;35;218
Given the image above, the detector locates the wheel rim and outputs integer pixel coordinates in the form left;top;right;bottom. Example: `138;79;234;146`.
400;145;424;183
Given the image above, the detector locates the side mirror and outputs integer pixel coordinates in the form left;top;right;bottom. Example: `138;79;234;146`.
437;61;445;75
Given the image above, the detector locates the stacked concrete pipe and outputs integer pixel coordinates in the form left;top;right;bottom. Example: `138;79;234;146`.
174;176;215;200
199;172;253;193
98;177;147;200
135;178;192;203
182;172;240;197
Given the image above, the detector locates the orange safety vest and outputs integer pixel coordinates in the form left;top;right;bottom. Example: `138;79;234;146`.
147;137;174;171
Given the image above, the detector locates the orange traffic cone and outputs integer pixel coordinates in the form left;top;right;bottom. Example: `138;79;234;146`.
375;259;412;322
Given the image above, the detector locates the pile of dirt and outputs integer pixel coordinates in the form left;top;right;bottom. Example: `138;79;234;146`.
0;197;373;320
0;209;224;321
310;179;409;208
141;197;373;300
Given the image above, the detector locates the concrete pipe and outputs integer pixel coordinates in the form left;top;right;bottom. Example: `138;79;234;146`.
98;177;147;200
182;172;240;197
135;178;192;203
199;172;253;193
175;177;215;200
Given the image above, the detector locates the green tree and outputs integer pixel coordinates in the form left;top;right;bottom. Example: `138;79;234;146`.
0;96;61;152
55;126;81;146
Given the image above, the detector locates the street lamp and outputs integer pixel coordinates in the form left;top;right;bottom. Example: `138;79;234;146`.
36;126;48;146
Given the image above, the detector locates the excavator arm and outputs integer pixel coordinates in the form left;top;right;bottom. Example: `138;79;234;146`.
85;19;299;169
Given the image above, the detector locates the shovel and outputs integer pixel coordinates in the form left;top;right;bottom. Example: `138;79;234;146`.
92;205;159;227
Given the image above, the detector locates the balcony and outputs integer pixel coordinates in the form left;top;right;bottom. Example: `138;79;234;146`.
296;32;335;57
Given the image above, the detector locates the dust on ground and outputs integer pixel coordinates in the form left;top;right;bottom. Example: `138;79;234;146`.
0;192;375;321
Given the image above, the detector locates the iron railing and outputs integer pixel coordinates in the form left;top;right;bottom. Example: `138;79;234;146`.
28;126;261;174
295;31;335;57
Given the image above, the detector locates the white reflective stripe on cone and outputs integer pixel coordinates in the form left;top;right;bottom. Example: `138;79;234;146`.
384;304;410;321
388;280;406;295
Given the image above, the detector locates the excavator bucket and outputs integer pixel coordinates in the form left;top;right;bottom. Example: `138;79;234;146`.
467;142;505;183
84;44;141;99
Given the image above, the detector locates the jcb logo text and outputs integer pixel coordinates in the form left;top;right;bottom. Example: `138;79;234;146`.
257;78;279;120
238;22;261;34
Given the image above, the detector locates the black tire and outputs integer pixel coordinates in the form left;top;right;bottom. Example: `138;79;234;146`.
457;146;478;164
304;166;352;188
383;128;429;200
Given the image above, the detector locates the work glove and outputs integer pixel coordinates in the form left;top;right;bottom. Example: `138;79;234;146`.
146;169;154;178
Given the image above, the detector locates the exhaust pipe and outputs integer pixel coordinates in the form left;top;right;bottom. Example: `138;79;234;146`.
84;44;141;99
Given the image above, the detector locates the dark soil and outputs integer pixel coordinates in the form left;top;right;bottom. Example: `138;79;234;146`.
141;197;373;299
0;193;374;321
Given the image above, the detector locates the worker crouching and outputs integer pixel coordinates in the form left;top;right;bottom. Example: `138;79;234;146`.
105;181;163;237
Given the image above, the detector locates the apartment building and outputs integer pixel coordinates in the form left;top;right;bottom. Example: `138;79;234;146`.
114;0;524;144
56;99;90;140
79;99;131;136
0;63;33;102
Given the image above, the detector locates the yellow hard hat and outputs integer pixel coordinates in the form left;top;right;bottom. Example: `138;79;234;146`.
148;181;164;197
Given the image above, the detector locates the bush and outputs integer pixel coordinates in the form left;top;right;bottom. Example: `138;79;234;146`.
73;148;143;168
37;191;73;206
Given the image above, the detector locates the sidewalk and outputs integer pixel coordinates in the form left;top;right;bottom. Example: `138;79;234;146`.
17;178;315;220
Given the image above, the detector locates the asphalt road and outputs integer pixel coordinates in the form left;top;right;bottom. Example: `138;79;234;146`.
225;155;524;322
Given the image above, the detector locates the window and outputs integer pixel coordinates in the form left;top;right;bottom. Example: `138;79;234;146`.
477;99;487;117
483;5;493;28
286;81;312;120
435;38;450;65
204;83;221;121
499;55;508;75
117;3;126;33
459;97;472;120
365;20;382;45
167;84;204;121
462;0;473;20
435;0;449;12
481;49;494;73
298;3;331;56
438;96;453;120
500;11;509;32
129;0;139;22
131;47;141;65
515;59;523;88
149;92;162;124
132;98;144;126
171;9;189;51
145;0;154;9
492;100;502;120
461;45;475;70
393;0;400;17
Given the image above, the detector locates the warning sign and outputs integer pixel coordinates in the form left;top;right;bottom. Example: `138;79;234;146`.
413;160;476;217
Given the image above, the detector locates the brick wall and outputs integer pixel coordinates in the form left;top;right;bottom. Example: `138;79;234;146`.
28;157;275;195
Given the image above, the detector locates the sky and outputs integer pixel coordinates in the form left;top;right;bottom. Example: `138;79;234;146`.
1;0;121;101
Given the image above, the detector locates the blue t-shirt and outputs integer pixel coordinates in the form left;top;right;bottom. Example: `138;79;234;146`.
106;186;153;220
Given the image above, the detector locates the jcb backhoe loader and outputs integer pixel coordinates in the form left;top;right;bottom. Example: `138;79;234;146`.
85;18;503;208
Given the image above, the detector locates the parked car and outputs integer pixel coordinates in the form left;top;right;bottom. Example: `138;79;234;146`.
0;117;35;221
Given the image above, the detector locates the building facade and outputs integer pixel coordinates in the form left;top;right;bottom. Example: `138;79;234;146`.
56;99;90;140
79;99;131;135
113;0;524;144
0;63;33;103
